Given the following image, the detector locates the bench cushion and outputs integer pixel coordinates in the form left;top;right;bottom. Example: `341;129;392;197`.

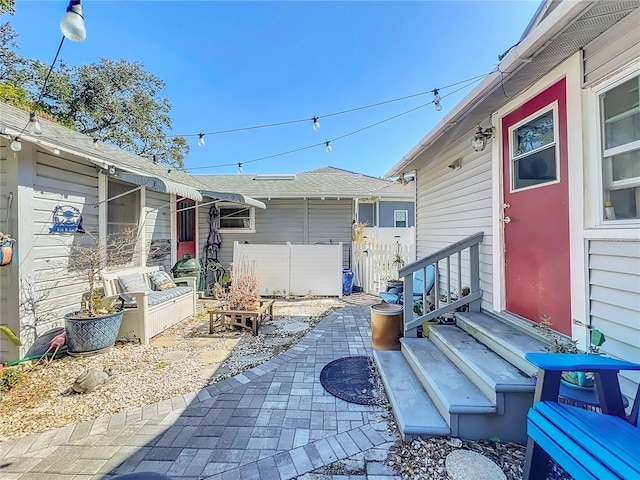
148;286;193;307
528;401;640;480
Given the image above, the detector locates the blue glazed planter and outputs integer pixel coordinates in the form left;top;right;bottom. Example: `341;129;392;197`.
64;310;124;354
342;269;355;296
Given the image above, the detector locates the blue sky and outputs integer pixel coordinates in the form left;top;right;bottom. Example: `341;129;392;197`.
6;1;540;177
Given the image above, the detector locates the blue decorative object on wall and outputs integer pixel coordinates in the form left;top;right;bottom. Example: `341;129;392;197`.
50;205;85;233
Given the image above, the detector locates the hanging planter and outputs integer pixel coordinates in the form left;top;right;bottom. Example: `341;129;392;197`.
0;233;15;267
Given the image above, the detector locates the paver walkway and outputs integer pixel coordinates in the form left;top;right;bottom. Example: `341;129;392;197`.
0;296;402;480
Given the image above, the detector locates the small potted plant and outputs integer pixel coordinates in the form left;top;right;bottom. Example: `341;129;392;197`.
63;230;136;355
0;232;15;267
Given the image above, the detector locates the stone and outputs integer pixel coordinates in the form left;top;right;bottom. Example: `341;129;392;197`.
72;367;114;393
445;450;506;480
150;336;183;347
194;350;229;364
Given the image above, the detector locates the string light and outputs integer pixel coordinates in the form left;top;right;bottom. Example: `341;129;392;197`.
173;72;490;144
198;133;205;147
433;89;442;112
237;163;243;174
186;75;483;172
325;141;332;153
60;0;86;42
10;138;22;152
29;113;43;135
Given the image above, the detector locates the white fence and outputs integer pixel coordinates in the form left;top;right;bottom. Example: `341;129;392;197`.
362;226;415;250
352;242;415;294
232;242;343;297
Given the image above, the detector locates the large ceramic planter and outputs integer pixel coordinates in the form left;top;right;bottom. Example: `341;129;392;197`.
64;310;124;355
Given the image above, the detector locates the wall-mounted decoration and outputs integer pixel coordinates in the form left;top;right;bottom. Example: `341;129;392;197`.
50;205;85;233
0;232;15;267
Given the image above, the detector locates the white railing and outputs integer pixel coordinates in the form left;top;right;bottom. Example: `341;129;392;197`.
232;242;343;297
352;242;414;294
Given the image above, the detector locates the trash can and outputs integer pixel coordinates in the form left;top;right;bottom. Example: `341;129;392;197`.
370;303;404;350
342;268;355;296
171;254;201;288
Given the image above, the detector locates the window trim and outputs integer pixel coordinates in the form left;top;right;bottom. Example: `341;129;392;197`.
507;103;560;193
217;202;256;233
593;67;640;225
393;209;408;228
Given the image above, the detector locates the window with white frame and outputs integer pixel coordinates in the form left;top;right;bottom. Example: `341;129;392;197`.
394;210;408;228
107;180;140;265
599;74;640;221
511;108;558;191
218;204;255;232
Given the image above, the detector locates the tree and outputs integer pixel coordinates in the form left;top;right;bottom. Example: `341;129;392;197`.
0;0;15;15
31;57;189;169
0;22;189;169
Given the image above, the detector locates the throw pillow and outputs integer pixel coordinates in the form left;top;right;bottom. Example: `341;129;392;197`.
149;270;177;291
118;273;153;293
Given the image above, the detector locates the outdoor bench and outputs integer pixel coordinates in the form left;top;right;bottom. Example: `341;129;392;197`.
523;353;640;480
103;266;197;344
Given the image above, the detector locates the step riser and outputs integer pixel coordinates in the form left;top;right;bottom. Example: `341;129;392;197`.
402;342;530;442
372;349;450;441
429;329;499;405
457;317;538;376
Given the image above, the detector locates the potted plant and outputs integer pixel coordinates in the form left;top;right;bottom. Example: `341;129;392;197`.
63;230;136;355
0;232;15;267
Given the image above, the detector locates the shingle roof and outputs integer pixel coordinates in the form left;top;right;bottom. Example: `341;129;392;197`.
196;166;414;199
0;102;208;194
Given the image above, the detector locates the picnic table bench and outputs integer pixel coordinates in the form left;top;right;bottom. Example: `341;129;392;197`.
523;353;640;480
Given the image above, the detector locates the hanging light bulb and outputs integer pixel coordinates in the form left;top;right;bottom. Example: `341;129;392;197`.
29;113;43;135
238;163;243;174
313;117;320;131
10;138;22;152
325;141;332;153
433;89;442;112
198;133;205;147
60;0;86;41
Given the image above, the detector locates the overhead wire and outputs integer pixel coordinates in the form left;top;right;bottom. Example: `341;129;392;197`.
186;75;485;172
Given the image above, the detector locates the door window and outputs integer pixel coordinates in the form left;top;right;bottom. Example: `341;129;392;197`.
511;108;558;190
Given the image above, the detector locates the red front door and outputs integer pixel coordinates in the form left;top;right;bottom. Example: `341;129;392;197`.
177;198;196;259
501;79;571;335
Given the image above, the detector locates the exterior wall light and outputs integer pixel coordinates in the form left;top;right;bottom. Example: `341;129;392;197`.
471;126;494;152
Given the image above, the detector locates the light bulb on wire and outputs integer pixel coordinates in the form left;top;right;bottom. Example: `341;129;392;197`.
29;113;43;135
325;141;332;153
60;0;86;41
238;163;243;174
198;133;205;147
10;138;22;152
433;89;442;112
313;117;320;131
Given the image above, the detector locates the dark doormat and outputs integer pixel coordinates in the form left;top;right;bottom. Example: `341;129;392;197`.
319;356;384;405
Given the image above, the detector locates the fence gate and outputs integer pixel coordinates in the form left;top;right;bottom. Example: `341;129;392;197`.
352;242;414;294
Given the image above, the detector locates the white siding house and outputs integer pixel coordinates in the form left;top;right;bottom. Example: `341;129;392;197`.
387;0;640;399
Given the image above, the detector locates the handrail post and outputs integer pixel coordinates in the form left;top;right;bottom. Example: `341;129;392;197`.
469;242;481;312
403;274;417;337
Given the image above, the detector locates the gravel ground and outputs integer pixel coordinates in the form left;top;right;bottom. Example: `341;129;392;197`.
0;297;344;441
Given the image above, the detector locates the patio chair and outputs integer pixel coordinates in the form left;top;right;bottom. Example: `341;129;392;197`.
379;265;435;305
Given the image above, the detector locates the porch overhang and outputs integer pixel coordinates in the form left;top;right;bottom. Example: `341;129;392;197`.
200;190;266;209
113;172;203;202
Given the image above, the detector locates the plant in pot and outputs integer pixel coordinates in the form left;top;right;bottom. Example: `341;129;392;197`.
0;232;15;267
63;230;137;355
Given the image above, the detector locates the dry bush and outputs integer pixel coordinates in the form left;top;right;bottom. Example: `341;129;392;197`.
214;260;260;311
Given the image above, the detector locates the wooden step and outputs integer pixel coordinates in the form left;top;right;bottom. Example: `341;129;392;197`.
429;325;535;410
456;311;548;376
372;349;450;441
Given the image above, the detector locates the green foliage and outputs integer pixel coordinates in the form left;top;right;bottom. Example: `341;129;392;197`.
490;436;503;452
0;0;15;15
0;366;23;393
0;22;188;168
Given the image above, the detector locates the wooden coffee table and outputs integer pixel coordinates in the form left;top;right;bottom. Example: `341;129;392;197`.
208;298;274;335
